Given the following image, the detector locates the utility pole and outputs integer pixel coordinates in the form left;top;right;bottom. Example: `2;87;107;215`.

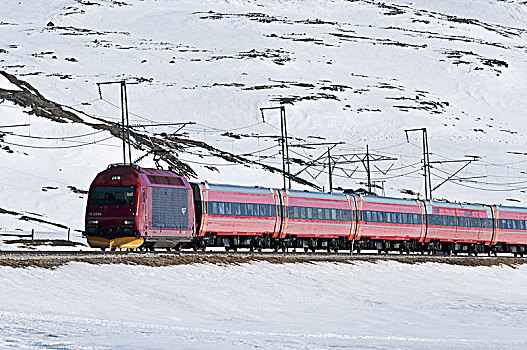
328;147;332;193
97;80;132;166
260;106;291;191
405;128;432;200
366;145;371;193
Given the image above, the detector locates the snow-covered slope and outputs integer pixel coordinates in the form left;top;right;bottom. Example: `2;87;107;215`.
1;0;527;231
0;261;526;349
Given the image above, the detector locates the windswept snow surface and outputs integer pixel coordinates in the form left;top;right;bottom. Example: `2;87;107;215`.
0;261;526;349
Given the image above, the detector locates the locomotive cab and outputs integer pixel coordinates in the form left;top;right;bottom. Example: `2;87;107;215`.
85;164;195;250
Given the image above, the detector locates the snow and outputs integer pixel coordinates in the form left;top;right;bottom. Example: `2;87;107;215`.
0;74;20;91
0;261;525;349
0;2;527;346
0;0;526;232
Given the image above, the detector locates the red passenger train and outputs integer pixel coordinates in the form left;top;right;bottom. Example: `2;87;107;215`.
85;164;527;256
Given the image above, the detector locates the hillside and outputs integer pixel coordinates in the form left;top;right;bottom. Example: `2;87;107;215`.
0;0;526;232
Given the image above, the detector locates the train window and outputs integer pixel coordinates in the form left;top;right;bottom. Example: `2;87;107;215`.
521;220;526;230
317;208;323;220
91;186;135;206
300;207;306;219
371;211;378;222
365;211;371;222
239;203;246;216
210;202;218;215
325;208;330;220
307;207;313;219
261;204;268;217
218;202;225;215
247;204;254;216
234;203;241;216
385;212;391;223
332;209;337;220
313;208;318;220
292;206;298;219
336;210;342;221
224;202;232;215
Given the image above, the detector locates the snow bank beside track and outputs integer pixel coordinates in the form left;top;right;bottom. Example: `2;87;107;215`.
0;258;526;348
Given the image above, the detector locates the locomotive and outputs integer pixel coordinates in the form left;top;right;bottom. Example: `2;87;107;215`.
85;164;527;256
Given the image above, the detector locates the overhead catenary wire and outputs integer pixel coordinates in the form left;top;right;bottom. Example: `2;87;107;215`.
1;136;115;149
5;130;105;140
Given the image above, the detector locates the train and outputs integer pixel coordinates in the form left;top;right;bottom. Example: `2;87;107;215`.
85;164;527;256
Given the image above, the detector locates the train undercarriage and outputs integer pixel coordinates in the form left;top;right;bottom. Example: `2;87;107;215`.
96;232;527;257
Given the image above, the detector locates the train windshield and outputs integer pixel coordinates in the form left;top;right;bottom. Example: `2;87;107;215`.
91;186;135;206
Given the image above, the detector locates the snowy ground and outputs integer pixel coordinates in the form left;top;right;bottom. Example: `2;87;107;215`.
1;2;527;348
0;261;525;349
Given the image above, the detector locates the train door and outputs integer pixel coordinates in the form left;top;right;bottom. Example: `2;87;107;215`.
272;189;281;238
491;205;498;245
417;200;427;243
190;183;203;237
278;190;289;239
141;188;148;235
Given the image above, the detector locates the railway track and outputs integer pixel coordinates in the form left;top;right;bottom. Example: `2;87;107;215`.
0;250;525;269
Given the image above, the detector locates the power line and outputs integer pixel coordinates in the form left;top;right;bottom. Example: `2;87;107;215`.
1;136;115;149
5;130;105;140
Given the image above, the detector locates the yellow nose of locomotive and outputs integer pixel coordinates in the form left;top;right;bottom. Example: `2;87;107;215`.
87;236;144;250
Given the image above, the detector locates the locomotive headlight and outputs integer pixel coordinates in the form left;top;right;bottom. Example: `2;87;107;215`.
88;220;99;225
123;220;135;225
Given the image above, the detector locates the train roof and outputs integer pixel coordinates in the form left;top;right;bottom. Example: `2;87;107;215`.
362;195;418;206
428;201;486;210
205;183;274;195
496;205;527;212
287;189;347;201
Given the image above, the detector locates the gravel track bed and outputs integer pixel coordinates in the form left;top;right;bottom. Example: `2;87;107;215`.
0;251;525;269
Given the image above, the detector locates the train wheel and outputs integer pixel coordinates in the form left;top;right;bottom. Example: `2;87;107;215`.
100;248;106;252
304;247;309;253
201;244;206;252
233;247;238;252
225;247;230;252
514;252;517;257
111;248;116;252
494;250;498;257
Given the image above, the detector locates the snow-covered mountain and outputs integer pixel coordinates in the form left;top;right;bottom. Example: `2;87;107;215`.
1;0;527;232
